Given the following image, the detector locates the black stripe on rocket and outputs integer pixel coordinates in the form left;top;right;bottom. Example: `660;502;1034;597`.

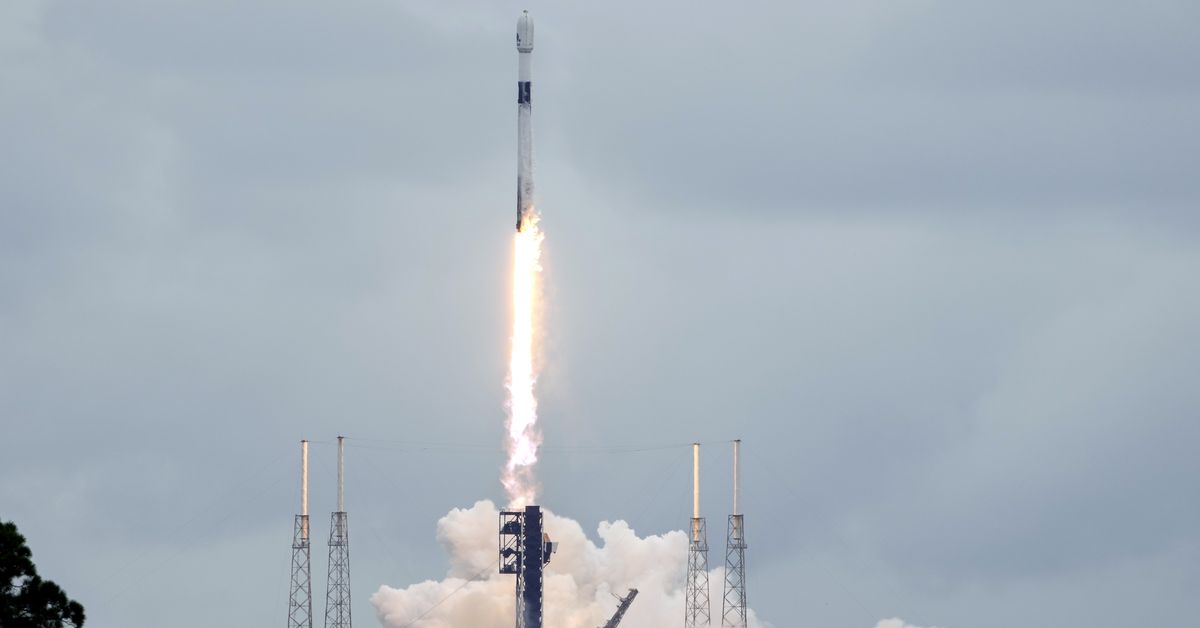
518;81;531;104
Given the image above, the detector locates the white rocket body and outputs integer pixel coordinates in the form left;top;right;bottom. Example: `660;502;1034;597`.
516;11;534;231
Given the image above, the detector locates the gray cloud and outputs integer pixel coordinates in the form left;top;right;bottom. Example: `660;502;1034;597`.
1;1;1197;627
553;1;1200;216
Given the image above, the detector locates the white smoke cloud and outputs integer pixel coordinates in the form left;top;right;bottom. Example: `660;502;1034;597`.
875;619;941;628
371;500;771;628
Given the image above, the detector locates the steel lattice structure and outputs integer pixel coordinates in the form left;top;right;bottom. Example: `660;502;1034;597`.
289;514;314;628
324;436;352;628
600;588;639;628
685;516;711;627
500;506;553;628
721;514;747;627
499;511;524;625
324;511;351;628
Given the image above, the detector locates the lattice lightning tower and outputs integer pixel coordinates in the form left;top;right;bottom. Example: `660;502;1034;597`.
722;440;748;627
325;436;352;628
685;443;711;627
288;440;314;628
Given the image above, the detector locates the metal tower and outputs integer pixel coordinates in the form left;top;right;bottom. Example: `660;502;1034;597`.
721;440;747;627
685;443;711;627
500;505;556;628
599;589;639;628
325;436;352;628
499;511;525;625
288;440;314;628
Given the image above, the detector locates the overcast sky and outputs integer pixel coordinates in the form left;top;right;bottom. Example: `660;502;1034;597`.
2;1;1199;627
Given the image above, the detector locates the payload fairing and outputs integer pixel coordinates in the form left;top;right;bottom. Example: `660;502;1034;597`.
516;10;535;231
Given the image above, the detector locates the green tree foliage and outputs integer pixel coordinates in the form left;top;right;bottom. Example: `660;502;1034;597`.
1;520;85;627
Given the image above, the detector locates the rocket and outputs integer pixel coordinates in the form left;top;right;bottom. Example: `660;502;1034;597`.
516;10;534;231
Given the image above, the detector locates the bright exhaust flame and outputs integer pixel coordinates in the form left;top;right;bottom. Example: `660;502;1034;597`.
503;213;544;507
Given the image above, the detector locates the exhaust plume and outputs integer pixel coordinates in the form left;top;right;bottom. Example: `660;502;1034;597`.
503;214;544;507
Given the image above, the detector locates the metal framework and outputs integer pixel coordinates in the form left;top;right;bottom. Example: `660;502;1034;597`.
500;505;553;628
599;588;639;628
722;440;747;627
721;515;747;627
499;510;524;625
685;516;711;627
685;443;711;627
325;511;351;627
289;441;313;628
324;437;352;628
289;513;313;628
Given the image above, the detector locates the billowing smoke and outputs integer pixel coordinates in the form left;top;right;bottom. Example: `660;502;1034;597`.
371;500;771;627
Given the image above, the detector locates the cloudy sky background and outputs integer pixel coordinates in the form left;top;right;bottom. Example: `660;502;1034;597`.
2;0;1198;626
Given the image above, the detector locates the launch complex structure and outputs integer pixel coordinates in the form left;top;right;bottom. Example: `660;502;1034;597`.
287;437;353;628
285;11;749;628
287;440;312;628
281;436;749;628
722;440;749;627
685;441;749;628
499;505;556;628
492;440;749;628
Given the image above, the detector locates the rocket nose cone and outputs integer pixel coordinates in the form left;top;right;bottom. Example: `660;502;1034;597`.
516;10;534;52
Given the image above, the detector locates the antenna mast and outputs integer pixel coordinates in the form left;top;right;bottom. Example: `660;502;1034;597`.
288;440;314;628
722;440;748;626
685;443;711;627
325;436;352;628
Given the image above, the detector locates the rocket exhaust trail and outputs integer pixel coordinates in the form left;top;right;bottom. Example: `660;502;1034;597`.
504;10;543;508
